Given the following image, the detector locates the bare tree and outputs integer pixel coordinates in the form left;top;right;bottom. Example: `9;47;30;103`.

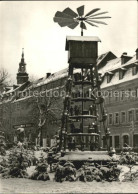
31;94;63;146
0;68;12;93
0;68;8;85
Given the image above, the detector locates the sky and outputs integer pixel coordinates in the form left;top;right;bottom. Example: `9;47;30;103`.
0;1;137;84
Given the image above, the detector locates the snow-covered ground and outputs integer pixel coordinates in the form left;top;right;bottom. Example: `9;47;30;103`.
1;165;138;193
1;150;138;193
1;176;138;193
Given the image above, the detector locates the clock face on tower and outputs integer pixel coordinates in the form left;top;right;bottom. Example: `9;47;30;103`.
21;65;25;72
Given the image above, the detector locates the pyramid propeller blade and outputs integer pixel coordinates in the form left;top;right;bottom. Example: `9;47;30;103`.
58;21;76;27
87;11;108;18
55;11;74;19
77;5;84;16
87;19;107;25
80;22;87;29
68;22;79;29
54;17;74;23
63;7;78;18
85;20;98;27
85;8;100;17
89;16;111;19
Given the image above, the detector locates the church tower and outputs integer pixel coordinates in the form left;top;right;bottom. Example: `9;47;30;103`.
17;48;29;84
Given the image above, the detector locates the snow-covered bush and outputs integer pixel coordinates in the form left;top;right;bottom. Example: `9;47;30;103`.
30;155;50;181
54;161;76;182
1;148;29;178
119;149;138;181
76;162;121;182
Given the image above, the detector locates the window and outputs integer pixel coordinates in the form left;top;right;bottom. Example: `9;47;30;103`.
16;103;20;110
107;75;111;83
132;66;137;75
23;92;26;97
104;95;108;104
135;109;138;121
119;71;123;80
19;92;23;98
114;112;119;124
109;136;112;147
120;90;125;101
108;90;112;103
102;136;106;148
114;91;119;102
128;110;134;122
133;134;138;147
135;87;138;98
130;89;137;99
42;85;46;91
121;112;126;123
114;136;120;148
108;114;113;125
127;89;131;99
123;135;129;146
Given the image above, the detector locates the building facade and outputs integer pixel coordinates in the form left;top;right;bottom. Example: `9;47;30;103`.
0;49;138;151
99;49;138;151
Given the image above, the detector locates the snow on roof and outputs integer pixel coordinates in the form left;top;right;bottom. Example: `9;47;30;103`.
3;87;14;95
66;36;101;50
27;68;81;89
66;36;101;42
99;57;121;75
3;81;30;95
99;54;137;76
100;55;138;89
41;68;68;86
12;95;32;103
122;54;137;67
97;51;110;66
101;67;138;89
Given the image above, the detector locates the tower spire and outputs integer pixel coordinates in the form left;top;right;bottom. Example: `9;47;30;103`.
21;48;24;63
17;48;29;84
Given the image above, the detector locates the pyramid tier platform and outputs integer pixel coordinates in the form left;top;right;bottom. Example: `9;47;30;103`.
58;151;111;162
69;115;97;119
66;133;99;136
71;97;95;102
73;80;92;85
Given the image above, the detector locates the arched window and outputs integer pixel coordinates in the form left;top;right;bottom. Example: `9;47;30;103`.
123;135;129;147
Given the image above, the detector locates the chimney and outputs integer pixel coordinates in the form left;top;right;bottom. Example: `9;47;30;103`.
46;73;51;78
135;48;138;60
121;52;132;65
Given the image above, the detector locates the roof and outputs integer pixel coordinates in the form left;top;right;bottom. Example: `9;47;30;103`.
66;36;101;50
3;81;30;95
25;51;117;90
97;51;111;66
3;87;14;95
27;68;81;89
122;54;137;67
99;54;138;76
100;54;138;89
28;68;68;88
99;57;121;75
